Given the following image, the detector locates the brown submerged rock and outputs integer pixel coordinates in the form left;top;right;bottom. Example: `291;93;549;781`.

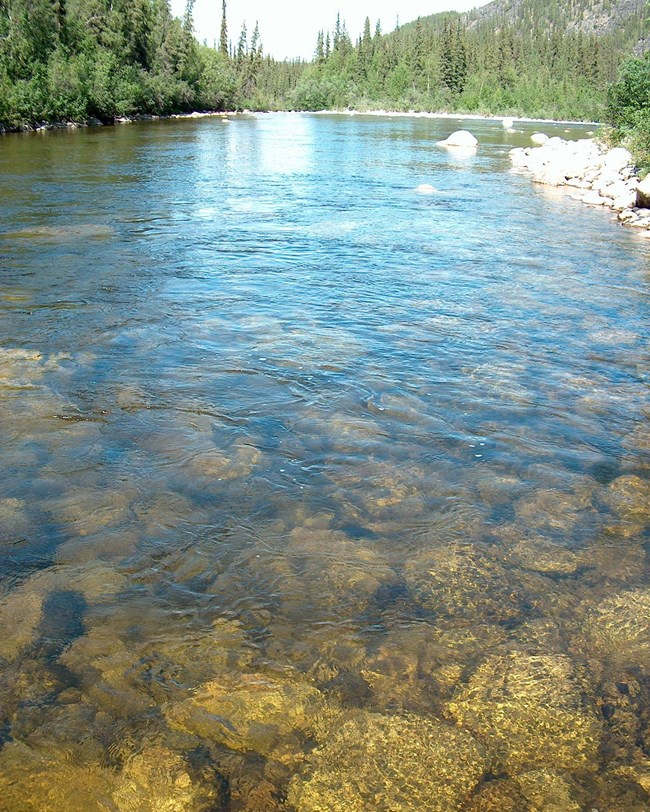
165;671;329;756
404;542;526;623
287;711;488;812
602;475;650;523
448;651;601;773
0;589;43;662
112;744;227;812
463;779;528;812
514;769;582;812
581;588;650;668
60;614;255;716
0;740;116;811
362;620;507;712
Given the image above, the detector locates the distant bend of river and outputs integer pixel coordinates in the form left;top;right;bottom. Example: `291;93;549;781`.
0;113;649;811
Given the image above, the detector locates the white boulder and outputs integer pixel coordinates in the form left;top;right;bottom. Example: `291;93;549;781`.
602;147;633;173
415;184;438;194
578;191;607;206
593;172;627;194
530;133;549;146
502;118;515;129
509;147;529;168
437;130;478;148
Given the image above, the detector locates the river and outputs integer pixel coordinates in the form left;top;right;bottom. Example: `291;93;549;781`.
0;113;649;810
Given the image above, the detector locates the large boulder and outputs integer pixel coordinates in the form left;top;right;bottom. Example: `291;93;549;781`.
531;132;549;145
602;146;633;173
636;174;650;208
438;130;478;148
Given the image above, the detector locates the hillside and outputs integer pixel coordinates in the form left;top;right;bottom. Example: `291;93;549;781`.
465;0;648;51
405;0;648;52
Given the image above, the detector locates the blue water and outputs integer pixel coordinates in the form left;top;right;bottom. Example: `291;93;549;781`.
0;113;649;810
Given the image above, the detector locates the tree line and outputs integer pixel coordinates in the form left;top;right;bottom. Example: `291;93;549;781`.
0;0;303;128
294;13;630;121
0;0;647;134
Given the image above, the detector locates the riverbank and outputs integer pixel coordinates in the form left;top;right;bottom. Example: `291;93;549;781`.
0;110;242;135
311;109;601;127
510;136;650;236
0;108;601;135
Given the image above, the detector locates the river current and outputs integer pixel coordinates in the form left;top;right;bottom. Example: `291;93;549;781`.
0;113;649;811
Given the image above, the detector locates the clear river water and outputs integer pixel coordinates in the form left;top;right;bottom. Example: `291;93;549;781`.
0;113;649;811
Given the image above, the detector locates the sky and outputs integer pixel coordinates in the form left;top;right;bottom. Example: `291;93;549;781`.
170;0;491;61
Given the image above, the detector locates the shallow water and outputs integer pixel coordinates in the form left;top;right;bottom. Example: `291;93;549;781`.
0;113;649;810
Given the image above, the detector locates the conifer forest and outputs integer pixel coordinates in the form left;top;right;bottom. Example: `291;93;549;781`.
0;0;648;157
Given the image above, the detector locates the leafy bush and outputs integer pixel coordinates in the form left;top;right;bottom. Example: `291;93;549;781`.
607;53;650;130
607;53;650;172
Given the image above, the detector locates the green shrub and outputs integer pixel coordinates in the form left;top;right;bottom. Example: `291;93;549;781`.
607;53;650;172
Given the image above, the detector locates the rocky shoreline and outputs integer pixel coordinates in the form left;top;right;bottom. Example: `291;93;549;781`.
510;135;650;235
0;110;239;134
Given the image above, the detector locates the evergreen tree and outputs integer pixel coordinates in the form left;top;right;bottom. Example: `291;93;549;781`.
236;21;247;63
315;30;325;65
219;0;227;55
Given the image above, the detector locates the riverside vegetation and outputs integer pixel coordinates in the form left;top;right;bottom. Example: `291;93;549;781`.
0;0;648;154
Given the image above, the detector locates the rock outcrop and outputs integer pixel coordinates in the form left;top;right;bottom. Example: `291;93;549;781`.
510;137;650;233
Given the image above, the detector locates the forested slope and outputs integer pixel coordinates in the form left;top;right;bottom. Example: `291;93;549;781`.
294;0;648;119
0;0;648;129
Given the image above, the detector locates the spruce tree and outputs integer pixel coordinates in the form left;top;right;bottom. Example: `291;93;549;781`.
315;30;325;64
236;21;247;62
219;0;228;55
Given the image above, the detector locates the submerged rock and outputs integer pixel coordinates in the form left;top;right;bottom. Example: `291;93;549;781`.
0;497;30;541
0;738;226;812
0;740;116;811
581;588;650;668
506;537;585;576
362;620;507;711
112;745;227;812
514;487;593;536
448;651;601;772
236;526;398;624
60;615;255;714
165;671;329;756
2;224;114;241
403;542;526;623
188;444;263;481
463;778;528;812
287;711;488;812
515;769;582;812
602;475;650;523
0;589;43;662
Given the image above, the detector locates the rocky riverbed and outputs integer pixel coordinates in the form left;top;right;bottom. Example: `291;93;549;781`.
510;135;650;234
